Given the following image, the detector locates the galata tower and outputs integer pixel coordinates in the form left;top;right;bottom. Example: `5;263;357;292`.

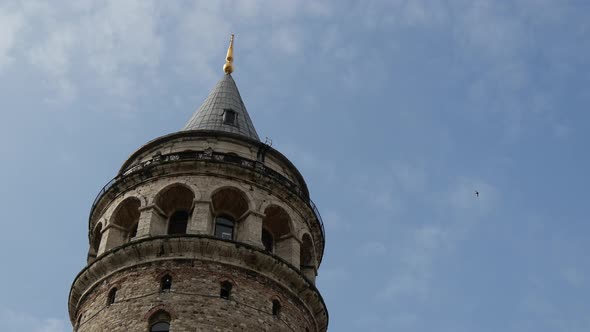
68;35;328;332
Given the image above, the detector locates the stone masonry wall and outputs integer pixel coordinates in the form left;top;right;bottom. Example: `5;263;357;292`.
76;259;316;332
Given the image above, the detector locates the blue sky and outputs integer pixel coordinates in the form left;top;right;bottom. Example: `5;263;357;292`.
1;1;589;331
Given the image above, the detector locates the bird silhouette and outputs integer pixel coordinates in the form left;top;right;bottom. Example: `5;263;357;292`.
475;191;479;197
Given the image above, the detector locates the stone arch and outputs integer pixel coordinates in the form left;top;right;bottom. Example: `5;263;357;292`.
263;205;293;236
154;270;178;281
110;197;141;240
145;307;175;332
154;183;195;216
144;305;177;320
262;205;293;254
154;183;195;235
210;186;251;219
210;186;251;240
100;196;143;251
215;275;238;287
269;293;284;314
259;199;301;232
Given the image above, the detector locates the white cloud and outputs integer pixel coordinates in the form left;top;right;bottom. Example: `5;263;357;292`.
0;309;67;332
0;8;23;70
458;0;526;60
1;0;164;103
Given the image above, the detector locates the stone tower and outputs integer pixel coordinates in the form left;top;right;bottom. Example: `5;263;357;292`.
68;36;328;332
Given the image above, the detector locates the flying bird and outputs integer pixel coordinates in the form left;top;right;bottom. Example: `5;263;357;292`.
475;190;479;197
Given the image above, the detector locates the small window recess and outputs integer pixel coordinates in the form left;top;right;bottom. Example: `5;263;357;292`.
107;287;117;306
272;299;281;316
220;281;233;299
161;274;172;292
223;109;237;126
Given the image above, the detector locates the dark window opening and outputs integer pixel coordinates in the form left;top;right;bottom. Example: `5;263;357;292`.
161;274;172;292
150;322;170;332
215;216;235;240
91;224;102;254
168;210;189;235
107;288;117;306
272;299;281;316
149;311;171;332
220;281;233;299
129;223;138;239
261;229;274;252
223;109;237;125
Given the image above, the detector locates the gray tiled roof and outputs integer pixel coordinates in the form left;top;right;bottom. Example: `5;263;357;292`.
183;74;260;141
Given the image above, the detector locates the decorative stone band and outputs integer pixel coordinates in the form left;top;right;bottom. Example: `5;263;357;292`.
69;235;329;331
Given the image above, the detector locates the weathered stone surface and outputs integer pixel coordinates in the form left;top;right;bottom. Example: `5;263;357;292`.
71;237;327;331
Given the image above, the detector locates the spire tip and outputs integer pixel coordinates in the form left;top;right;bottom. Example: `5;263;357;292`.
223;34;235;74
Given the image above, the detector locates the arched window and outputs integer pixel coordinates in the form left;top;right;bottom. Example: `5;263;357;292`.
155;184;194;237
272;299;281;316
261;228;273;252
112;197;141;245
160;274;172;292
149;310;171;332
220;281;232;299
211;187;249;241
215;216;234;240
168;210;189;235
262;205;292;261
107;287;117;306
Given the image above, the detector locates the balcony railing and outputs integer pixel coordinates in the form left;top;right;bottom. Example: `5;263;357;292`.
90;149;325;241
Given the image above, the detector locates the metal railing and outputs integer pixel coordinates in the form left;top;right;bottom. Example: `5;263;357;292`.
89;149;325;240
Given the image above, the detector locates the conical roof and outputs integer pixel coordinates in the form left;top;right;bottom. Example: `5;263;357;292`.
183;74;260;141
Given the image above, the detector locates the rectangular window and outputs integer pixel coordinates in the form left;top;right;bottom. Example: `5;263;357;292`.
223;109;237;125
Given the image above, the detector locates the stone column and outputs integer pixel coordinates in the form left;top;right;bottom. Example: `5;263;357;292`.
187;200;212;235
136;204;167;238
236;210;264;249
99;224;127;254
275;235;300;267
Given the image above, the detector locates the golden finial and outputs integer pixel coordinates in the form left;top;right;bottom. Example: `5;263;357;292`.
223;34;235;74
